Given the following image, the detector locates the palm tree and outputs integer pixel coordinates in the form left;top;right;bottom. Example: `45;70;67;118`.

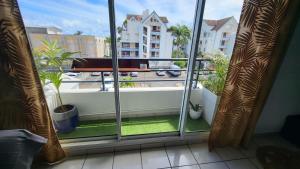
168;24;191;58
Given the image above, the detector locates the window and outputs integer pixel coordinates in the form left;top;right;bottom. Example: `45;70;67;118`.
151;51;155;57
152;26;160;32
122;42;130;48
143;37;147;44
152;43;155;48
143;27;147;35
221;40;225;46
135;43;139;48
223;32;227;38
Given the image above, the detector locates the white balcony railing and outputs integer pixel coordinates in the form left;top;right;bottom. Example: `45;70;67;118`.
45;84;218;125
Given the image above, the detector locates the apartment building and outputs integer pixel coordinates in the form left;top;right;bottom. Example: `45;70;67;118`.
119;10;173;67
26;26;110;58
199;16;238;57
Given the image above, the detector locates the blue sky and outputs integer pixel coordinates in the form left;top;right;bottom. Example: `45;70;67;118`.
18;0;243;36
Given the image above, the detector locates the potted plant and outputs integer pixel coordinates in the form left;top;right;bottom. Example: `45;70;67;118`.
200;52;229;124
189;101;203;119
34;40;79;133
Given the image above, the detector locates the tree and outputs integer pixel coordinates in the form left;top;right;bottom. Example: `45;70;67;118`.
74;30;83;35
168;24;191;58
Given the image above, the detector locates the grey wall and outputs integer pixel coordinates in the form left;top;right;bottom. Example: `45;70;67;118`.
255;17;300;133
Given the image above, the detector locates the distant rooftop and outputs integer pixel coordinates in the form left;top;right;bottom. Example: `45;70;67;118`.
204;16;235;31
25;26;62;34
126;11;169;24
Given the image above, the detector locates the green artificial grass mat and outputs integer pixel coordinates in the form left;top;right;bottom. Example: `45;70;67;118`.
58;115;210;139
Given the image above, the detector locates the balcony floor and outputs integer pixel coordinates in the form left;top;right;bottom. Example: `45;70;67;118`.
58;115;210;139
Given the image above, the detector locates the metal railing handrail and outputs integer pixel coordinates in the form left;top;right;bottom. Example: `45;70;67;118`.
54;58;214;90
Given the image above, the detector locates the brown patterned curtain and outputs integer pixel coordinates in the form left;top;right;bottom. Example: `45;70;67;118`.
0;0;65;163
209;0;300;149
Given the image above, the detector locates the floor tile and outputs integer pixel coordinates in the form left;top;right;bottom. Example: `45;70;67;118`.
216;147;245;160
166;145;197;167
226;159;257;169
199;162;228;169
113;150;142;169
249;158;264;169
52;156;85;169
189;144;222;164
83;153;113;169
172;165;200;169
141;148;170;169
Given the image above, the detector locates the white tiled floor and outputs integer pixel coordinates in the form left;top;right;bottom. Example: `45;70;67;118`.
38;134;299;169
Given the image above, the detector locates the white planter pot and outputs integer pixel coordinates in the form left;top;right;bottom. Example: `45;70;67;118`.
189;108;203;120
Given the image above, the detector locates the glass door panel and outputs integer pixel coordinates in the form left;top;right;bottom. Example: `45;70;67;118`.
19;0;118;139
114;0;197;136
183;0;243;133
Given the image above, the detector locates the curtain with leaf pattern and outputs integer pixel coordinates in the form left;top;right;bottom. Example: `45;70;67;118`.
0;0;65;163
209;0;300;149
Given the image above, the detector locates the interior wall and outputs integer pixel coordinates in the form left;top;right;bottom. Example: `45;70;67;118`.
255;17;300;133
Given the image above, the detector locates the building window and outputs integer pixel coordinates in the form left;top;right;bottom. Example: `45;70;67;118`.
221;40;225;46
223;32;227;38
151;51;155;57
143;46;147;53
143;36;147;44
143;27;147;35
122;42;130;48
200;40;202;45
151;43;155;48
135;43;139;48
220;48;224;51
135;51;139;56
203;32;207;38
122;51;130;56
152;26;160;32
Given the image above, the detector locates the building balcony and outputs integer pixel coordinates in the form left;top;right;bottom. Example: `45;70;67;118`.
150;48;160;52
151;31;161;35
120;47;139;51
151;39;160;43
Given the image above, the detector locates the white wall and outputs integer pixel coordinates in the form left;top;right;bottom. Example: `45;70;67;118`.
255;17;300;133
44;87;203;121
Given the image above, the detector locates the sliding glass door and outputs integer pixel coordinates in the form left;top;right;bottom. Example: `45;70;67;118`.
19;0;213;141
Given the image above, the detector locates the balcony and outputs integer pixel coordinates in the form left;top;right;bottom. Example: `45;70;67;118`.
151;39;160;43
150;48;160;52
151;31;160;35
45;85;217;139
44;58;216;139
120;47;139;51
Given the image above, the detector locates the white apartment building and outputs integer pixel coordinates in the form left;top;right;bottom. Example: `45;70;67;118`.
26;27;110;58
198;16;238;57
119;10;173;67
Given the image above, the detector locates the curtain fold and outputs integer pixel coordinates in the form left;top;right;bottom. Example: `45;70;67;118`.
209;0;300;149
0;0;65;163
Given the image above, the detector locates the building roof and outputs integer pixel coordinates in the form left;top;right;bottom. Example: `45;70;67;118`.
126;14;168;23
204;16;234;31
